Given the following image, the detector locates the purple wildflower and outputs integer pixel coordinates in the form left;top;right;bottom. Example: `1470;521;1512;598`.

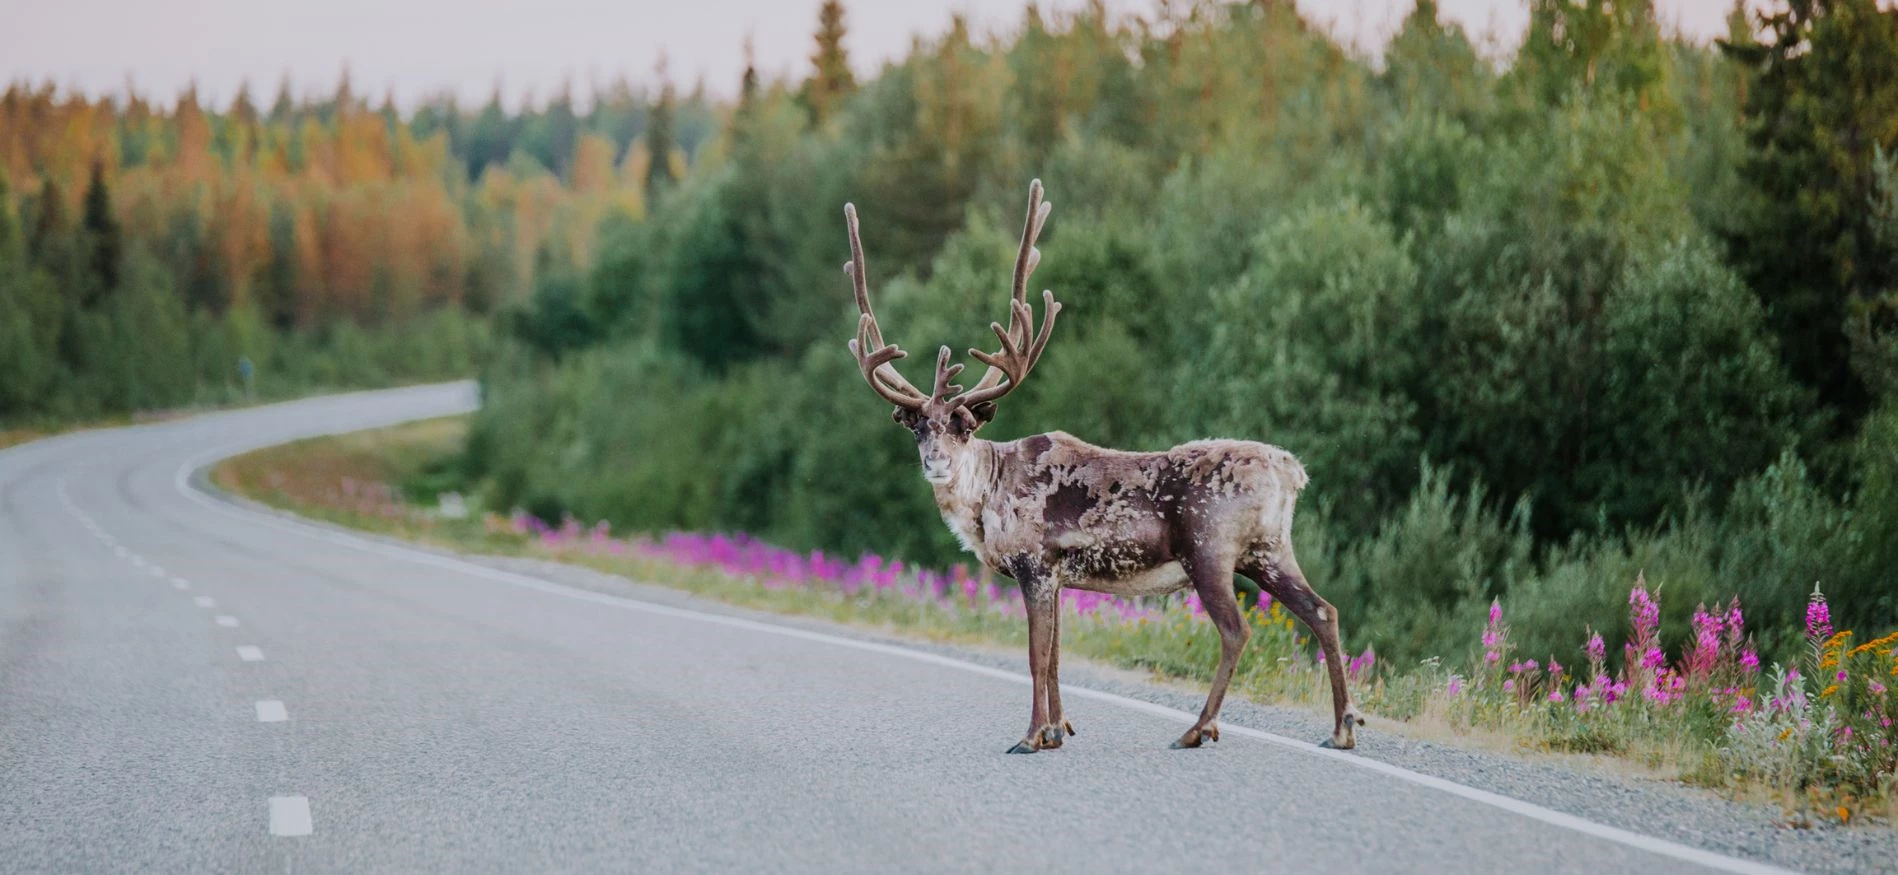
1806;586;1831;639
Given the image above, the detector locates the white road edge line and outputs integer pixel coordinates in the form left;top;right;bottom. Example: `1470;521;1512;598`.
216;615;239;627
268;796;311;836
235;645;264;662
175;445;1794;875
255;700;287;722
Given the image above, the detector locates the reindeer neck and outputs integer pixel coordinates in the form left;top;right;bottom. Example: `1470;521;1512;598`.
930;438;1000;555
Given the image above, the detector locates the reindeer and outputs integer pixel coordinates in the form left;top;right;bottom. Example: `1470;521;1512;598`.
842;180;1365;754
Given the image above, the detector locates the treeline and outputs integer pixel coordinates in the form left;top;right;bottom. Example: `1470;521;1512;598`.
460;0;1897;667
0;73;717;420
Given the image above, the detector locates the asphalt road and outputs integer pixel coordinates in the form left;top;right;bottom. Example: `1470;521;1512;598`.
0;383;1832;873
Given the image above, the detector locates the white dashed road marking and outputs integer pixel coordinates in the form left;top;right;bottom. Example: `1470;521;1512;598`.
268;796;312;836
193;596;216;608
172;578;190;590
149;566;166;578
216;615;239;627
235;646;264;662
255;700;287;722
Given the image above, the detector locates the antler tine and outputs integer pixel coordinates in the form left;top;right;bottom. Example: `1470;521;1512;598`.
972;180;1053;394
844;202;929;407
931;345;966;402
955;287;1060;409
849;316;929;409
1026;290;1062;360
1011;180;1050;307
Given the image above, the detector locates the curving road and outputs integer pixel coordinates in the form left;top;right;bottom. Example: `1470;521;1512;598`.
0;384;1831;873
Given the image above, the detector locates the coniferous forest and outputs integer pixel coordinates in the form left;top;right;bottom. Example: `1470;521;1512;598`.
0;71;716;417
10;0;1898;667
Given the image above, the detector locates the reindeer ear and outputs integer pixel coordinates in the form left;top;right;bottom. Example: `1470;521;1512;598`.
892;406;922;427
968;401;998;425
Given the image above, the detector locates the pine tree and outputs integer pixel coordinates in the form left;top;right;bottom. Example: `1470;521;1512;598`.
740;33;761;110
805;1;857;125
546;80;579;180
645;59;677;198
80;160;119;305
269;76;295;124
469;84;513;181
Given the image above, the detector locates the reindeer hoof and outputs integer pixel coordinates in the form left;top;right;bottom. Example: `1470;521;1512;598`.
1170;726;1214;749
1321;707;1364;750
1037;725;1065;749
1062;719;1076;737
1007;740;1040;755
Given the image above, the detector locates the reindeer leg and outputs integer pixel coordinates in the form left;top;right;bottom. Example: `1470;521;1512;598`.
1047;600;1074;741
1244;557;1362;750
1009;569;1060;754
1173;548;1247;750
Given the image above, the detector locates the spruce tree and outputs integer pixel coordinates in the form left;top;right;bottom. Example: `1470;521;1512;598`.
805;1;857;125
80;160;119;305
645;61;677;198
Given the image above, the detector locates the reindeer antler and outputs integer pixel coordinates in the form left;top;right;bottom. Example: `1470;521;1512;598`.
951;179;1060;408
843;203;930;410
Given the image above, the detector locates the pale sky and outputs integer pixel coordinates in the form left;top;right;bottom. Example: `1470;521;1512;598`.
3;0;1744;109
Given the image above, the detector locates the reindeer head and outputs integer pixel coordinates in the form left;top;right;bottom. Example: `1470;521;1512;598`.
844;180;1061;486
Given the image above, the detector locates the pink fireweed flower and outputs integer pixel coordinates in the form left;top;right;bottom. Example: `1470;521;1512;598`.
1629;580;1660;637
1740;648;1760;673
1872;681;1887;695
1549;689;1565;703
1641;647;1666;670
1731;695;1753;714
1838;670;1848;683
1503;678;1515;693
1805;586;1831;639
1687;604;1723;680
1644;669;1686;706
1547;658;1563;678
1585;630;1606;664
1446;676;1463;697
1481;598;1509;668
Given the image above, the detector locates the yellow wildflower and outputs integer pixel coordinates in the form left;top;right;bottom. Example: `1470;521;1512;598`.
1821;684;1840;698
1848;631;1898;656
